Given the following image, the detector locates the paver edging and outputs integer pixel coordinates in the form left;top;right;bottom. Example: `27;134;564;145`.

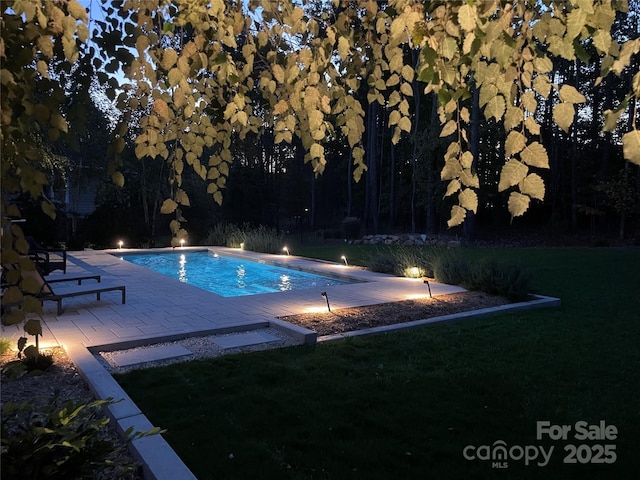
63;342;197;480
317;294;561;342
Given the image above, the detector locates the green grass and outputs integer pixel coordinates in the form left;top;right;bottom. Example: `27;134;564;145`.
115;247;640;479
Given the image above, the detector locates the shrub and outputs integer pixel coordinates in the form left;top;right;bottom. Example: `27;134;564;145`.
205;223;284;254
366;247;531;299
1;395;161;479
432;249;470;286
0;337;12;355
242;225;284;254
466;257;532;300
206;223;245;247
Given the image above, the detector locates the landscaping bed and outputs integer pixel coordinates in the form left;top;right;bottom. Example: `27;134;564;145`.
280;291;512;336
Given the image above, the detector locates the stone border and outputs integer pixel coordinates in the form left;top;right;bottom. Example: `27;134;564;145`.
317;294;560;342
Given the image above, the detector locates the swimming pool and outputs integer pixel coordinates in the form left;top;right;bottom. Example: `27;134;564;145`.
118;250;351;297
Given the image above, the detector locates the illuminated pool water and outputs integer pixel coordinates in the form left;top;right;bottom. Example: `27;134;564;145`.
118;250;350;297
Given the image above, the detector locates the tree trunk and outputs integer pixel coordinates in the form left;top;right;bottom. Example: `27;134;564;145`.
364;100;379;234
425;92;438;234
464;82;481;241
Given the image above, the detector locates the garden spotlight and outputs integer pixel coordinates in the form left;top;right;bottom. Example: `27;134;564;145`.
321;291;331;312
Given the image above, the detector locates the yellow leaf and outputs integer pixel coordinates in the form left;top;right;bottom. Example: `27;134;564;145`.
505;131;527;157
447;205;467;228
154;98;170;120
458;3;477;32
508;192;530;218
236;111;248;126
400;82;413;97
519;173;545;201
310;143;324;159
274;100;288;115
398;116;411;133
622;130;640;165
533;74;551;98
558;85;586;104
388;110;401;126
445;179;461;197
521;91;537;113
525;117;541;135
272;64;285;83
484;95;505;122
460;151;474;169
161;49;178;70
338;36;350;59
504;107;523;131
440;120;457;138
176;189;190;206
520;141;549;168
401;65;414;83
441;158;462;180
533;57;553;74
498;159;529;192
458;188;478;214
160;199;178;214
460;169;479;188
553;103;575;133
37;60;49;78
213;190;223;205
112;171;125;187
308;110;323;131
168;68;182;87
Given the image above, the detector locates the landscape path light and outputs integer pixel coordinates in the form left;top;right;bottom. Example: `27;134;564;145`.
283;246;290;256
321;291;331;312
341;255;348;266
118;240;123;250
423;279;432;298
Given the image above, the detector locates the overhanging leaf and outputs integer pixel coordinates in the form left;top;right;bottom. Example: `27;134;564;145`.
519;173;545;201
520;142;549;168
558;84;586;103
498;159;529;192
622;130;640;165
553;102;575;132
445;179;461;197
458;188;478;214
508;192;530;218
447;205;467;228
440;120;457;138
24;318;42;336
505;131;527;157
485;95;505;122
160;198;178;214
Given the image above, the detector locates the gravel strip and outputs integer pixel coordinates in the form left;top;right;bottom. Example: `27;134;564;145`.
96;328;302;374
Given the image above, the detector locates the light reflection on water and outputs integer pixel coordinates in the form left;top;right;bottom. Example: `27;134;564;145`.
178;254;187;283
236;264;246;289
121;251;350;297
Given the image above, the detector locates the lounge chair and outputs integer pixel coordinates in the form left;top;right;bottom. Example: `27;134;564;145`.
24;267;125;315
27;237;67;275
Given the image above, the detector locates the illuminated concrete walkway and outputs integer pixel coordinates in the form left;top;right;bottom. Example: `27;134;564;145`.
1;246;467;480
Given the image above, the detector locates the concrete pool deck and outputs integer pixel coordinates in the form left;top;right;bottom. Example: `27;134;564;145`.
1;246;559;479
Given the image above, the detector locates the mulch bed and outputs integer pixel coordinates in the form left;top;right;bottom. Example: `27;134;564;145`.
279;291;513;336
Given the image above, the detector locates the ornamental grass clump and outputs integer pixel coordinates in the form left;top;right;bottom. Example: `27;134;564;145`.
367;247;531;299
206;223;284;254
466;257;532;300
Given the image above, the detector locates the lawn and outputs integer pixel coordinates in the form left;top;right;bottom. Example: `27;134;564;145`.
115;247;640;479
